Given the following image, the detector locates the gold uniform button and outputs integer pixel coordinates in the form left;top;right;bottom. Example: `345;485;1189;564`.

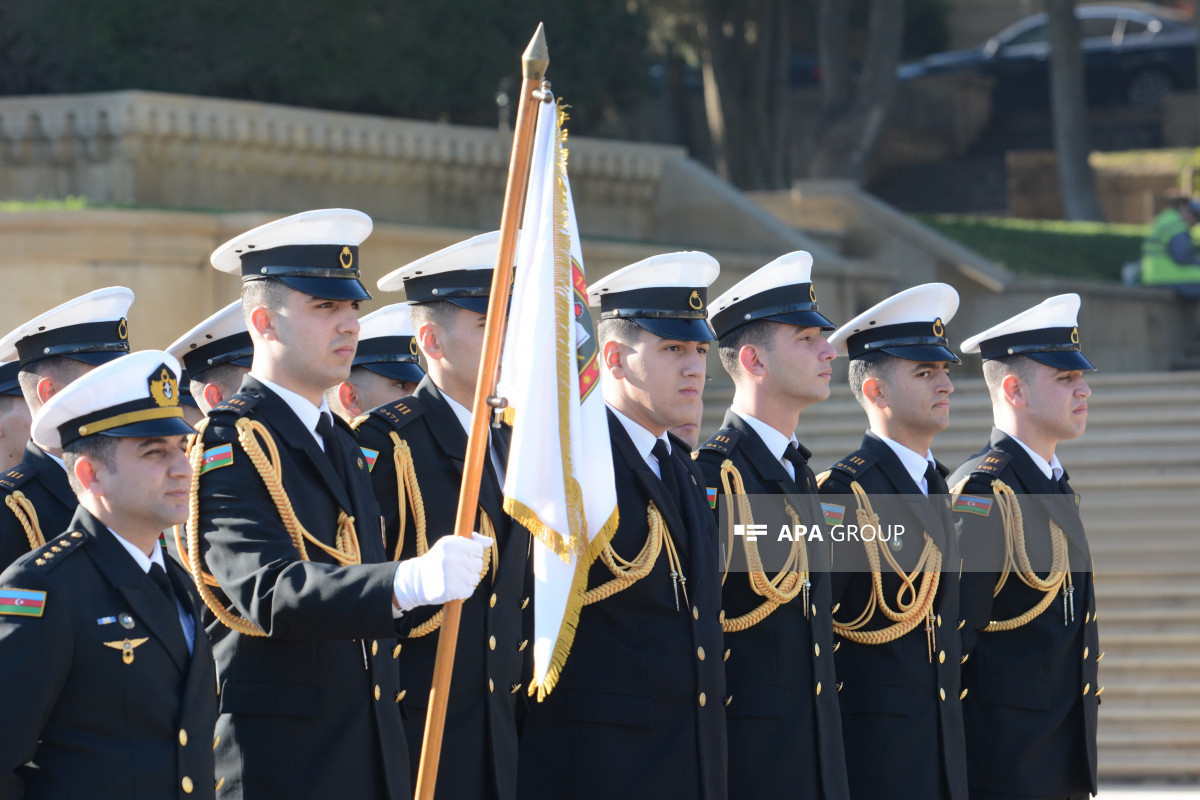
489;679;495;692
833;642;841;653
724;695;732;707
182;776;194;794
936;614;942;628
837;682;844;693
814;643;820;657
699;692;707;707
521;597;530;610
811;604;817;617
723;649;730;662
1097;651;1105;662
1085;611;1090;623
510;683;522;694
374;685;381;701
697;647;706;661
1083;647;1089;659
815;682;822;695
213;735;220;750
1083;683;1090;696
939;688;946;701
396;690;407;703
938;650;945;664
393;644;402;659
179;729;188;746
371;640;378;656
960;688;968;700
961;654;969;665
489;636;497;650
1096;686;1105;697
518;639;528;652
215;777;225;792
831;603;840;614
692;606;700;620
957;619;965;630
490;593;497;608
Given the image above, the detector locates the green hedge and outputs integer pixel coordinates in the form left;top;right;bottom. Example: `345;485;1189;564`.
917;214;1149;282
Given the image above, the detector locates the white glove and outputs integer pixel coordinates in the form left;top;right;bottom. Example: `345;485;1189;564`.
392;532;492;612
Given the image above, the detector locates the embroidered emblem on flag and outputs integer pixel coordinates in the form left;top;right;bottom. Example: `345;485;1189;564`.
200;444;234;474
706;487;718;509
822;503;846;526
0;588;46;617
954;495;993;517
360;447;379;472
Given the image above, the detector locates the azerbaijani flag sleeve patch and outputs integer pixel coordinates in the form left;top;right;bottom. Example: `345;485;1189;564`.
954;495;993;517
0;588;46;617
706;487;718;509
822;503;846;526
360;447;379;472
200;444;234;475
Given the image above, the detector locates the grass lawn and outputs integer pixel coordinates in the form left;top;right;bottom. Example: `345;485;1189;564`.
916;214;1149;283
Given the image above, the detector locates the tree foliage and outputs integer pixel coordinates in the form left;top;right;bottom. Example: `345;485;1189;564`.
0;0;649;137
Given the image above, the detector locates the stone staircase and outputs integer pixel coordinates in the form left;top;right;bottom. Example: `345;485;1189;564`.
698;370;1200;784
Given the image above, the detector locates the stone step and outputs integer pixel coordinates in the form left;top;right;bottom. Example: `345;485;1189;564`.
1098;653;1200;682
1097;750;1200;778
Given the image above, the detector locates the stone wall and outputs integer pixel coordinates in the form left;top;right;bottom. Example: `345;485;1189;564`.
1006;150;1181;223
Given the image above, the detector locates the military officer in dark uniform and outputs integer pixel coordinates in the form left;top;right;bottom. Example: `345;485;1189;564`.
695;252;850;800
518;252;728;800
166;300;253;416
0;361;31;473
354;232;527;800
0;349;217;799
0;287;135;571
950;294;1100;800
328;302;424;423
190;209;490;800
819;284;969;800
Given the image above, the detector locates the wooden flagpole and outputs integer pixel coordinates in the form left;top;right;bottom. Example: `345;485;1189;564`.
413;23;549;800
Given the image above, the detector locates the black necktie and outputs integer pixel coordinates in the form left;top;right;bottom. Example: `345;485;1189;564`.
148;561;177;607
316;412;348;486
924;462;948;495
651;439;680;499
783;443;811;491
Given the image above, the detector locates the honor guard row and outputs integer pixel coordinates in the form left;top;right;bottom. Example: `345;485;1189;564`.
0;205;1099;800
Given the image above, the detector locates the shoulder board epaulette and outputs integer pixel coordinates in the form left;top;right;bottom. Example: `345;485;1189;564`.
210;392;260;419
960;449;1012;479
368;396;425;429
26;529;88;570
0;465;37;495
699;427;741;456
829;449;878;479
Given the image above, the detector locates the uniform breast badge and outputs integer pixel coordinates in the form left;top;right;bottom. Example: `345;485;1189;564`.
104;637;149;665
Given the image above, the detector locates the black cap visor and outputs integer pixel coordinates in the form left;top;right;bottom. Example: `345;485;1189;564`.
1027;349;1096;371
631;317;716;343
877;343;962;364
360;361;426;382
263;275;372;302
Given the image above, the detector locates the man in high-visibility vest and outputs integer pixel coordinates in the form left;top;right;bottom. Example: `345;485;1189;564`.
1141;196;1200;298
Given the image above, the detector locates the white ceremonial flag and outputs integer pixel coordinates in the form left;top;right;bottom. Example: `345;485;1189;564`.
498;99;618;700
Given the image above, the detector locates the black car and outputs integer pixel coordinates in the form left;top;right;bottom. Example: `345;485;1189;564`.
897;3;1197;112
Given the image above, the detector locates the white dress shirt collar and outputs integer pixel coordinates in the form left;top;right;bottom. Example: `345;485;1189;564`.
999;429;1063;481
732;408;799;481
872;430;937;496
251;373;332;450
608;404;669;478
108;527;166;573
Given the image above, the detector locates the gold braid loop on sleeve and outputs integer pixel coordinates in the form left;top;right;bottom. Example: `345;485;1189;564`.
582;502;666;606
718;459;810;633
405;511;495;639
5;492;44;552
184;417;364;637
831;480;942;661
968;478;1070;632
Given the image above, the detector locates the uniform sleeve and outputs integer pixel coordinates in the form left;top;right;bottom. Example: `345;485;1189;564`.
817;472;862;610
955;477;1007;655
0;569;72;798
197;428;403;641
1167;231;1200;266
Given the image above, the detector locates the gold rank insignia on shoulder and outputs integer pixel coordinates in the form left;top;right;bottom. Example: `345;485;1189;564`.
104;637;149;665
